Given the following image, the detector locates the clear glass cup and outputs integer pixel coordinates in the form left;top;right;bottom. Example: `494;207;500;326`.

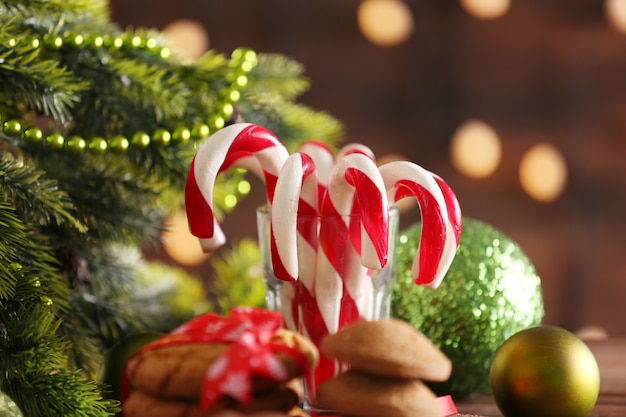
256;205;399;415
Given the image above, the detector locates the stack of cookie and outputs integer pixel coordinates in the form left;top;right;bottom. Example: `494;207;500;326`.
317;318;453;417
209;410;310;417
122;328;318;417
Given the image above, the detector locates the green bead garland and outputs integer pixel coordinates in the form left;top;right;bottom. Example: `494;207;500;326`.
110;136;129;152
131;132;150;149
23;127;43;143
67;135;86;152
1;29;258;155
172;127;191;144
152;128;171;146
45;133;64;149
3;120;22;136
88;137;108;153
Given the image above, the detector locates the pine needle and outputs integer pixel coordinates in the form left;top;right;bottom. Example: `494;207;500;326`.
0;154;83;230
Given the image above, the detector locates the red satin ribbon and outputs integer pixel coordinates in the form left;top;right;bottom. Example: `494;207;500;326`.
120;307;306;412
437;395;459;416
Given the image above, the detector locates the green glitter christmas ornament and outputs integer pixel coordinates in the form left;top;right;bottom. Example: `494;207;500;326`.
392;217;544;399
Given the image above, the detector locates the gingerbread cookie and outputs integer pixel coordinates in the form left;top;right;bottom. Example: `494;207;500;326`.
125;343;228;400
286;407;309;417
124;388;301;417
126;329;317;401
317;370;441;417
270;328;319;378
122;308;319;417
211;412;299;417
320;318;452;381
124;363;303;417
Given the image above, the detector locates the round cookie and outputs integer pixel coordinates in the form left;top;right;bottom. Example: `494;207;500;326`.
211;412;294;417
126;343;228;400
123;384;300;417
320;318;452;381
123;389;228;417
271;328;319;376
287;407;309;417
126;329;318;400
317;370;441;417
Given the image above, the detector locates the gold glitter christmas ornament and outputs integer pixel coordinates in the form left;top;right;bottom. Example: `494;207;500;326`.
490;325;600;417
392;217;544;398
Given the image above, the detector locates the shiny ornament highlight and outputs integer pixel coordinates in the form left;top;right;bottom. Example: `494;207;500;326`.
392;218;544;398
490;325;600;417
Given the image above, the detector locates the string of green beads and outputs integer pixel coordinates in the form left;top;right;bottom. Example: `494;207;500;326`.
3;28;258;154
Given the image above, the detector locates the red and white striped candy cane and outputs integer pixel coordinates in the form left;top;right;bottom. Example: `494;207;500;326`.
270;152;319;285
185;123;289;252
434;173;462;244
296;140;335;201
316;153;390;333
326;153;389;268
305;153;389;393
336;142;377;161
378;161;461;288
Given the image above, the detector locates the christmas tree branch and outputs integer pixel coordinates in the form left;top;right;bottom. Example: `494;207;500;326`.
0;154;82;230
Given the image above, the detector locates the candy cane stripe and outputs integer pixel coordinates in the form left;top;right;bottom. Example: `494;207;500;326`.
185;123;288;253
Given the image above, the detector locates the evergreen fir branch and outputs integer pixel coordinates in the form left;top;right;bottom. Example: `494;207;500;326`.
0;26;88;123
7;368;117;417
30;150;167;246
63;246;210;361
249;53;311;100
58;244;158;369
1;302;116;417
57;52;186;140
153;142;197;190
9;235;71;313
65;245;156;350
0;0;109;23
0;302;67;374
0;200;71;314
109;59;189;123
173;51;230;124
209;238;266;314
0;154;83;231
280;101;345;146
186;49;230;80
0;202;25;300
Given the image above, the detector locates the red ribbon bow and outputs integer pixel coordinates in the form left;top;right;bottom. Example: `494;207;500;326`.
121;307;302;412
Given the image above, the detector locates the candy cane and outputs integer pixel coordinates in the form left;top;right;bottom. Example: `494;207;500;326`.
296;140;335;192
434;173;463;244
316;153;389;333
378;161;461;288
185;123;289;252
336;143;377;161
270;152;328;363
270;152;319;285
325;153;389;267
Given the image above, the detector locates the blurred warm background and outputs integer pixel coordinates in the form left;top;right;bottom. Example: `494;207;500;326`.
110;0;626;336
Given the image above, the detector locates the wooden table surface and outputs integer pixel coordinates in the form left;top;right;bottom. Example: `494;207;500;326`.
454;338;626;417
